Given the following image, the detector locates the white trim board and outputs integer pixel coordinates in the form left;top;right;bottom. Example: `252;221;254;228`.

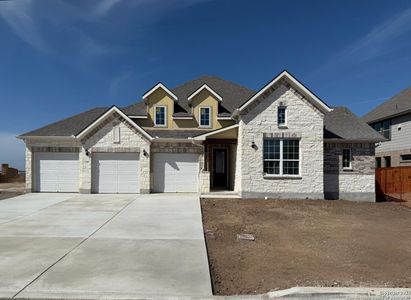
187;84;222;102
237;70;332;115
193;124;239;140
75;106;153;141
142;83;178;101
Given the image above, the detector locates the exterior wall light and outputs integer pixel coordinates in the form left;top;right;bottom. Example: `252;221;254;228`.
143;149;148;157
85;149;90;156
251;141;258;150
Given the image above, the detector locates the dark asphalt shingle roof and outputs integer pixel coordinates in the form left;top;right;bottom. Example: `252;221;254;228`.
145;129;210;139
20;77;384;142
173;112;193;117
19;108;108;137
324;107;384;142
171;76;256;114
122;102;146;116
362;86;411;123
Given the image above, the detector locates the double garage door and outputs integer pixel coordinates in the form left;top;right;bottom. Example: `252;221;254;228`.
34;152;198;193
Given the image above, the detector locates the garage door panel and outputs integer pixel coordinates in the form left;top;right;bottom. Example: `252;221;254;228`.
35;153;79;193
93;153;140;194
153;153;199;193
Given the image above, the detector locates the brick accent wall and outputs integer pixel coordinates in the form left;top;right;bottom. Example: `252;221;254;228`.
324;142;376;202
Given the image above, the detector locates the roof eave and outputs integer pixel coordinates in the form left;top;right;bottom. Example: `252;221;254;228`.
237;70;332;115
364;109;411;124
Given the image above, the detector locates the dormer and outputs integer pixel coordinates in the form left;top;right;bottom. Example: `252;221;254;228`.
142;83;178;103
142;83;178;129
187;84;223;129
187;84;222;104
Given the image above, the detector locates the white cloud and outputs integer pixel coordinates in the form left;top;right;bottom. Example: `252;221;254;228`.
94;0;121;16
310;8;411;80
0;133;25;171
0;0;50;53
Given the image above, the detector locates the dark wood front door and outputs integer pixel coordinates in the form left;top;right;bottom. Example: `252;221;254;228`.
212;148;228;189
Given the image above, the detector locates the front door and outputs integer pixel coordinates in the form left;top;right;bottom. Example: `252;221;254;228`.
212;148;228;189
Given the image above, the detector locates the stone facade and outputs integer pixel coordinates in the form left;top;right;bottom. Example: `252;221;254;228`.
324;142;376;202
238;82;324;199
81;115;151;193
24;138;82;192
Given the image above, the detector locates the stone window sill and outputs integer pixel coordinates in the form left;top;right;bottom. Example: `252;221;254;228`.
264;175;302;180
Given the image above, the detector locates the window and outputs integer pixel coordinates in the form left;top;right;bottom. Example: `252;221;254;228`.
199;107;211;127
263;139;299;176
154;106;166;127
372;120;391;140
342;148;352;169
384;156;391;167
277;107;286;127
375;157;381;168
401;154;411;161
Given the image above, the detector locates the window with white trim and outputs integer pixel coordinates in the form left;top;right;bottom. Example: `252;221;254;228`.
199;107;211;127
342;148;352;169
263;139;300;175
154;106;166;127
277;106;286;126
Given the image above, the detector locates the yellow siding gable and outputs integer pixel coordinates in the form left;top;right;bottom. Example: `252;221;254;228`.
135;87;235;130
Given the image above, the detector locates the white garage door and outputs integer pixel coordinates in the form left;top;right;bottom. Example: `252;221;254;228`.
34;152;79;192
93;153;140;193
153;153;199;192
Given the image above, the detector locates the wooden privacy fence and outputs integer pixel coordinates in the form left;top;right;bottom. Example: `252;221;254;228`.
375;166;411;200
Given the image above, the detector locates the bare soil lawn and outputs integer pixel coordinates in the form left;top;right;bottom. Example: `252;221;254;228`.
0;182;25;200
201;199;411;295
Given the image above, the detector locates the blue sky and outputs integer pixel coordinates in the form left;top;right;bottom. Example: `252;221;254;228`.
1;0;411;170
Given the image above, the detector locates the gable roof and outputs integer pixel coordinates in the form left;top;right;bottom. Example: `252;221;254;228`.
142;83;178;101
75;106;152;141
187;84;223;102
362;86;411;123
237;70;332;115
171;75;256;115
324;107;385;142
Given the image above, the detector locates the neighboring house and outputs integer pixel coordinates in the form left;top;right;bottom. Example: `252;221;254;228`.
363;86;411;168
18;71;383;201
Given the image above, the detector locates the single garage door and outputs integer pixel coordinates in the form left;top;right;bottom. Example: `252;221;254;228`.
34;152;79;192
93;153;140;193
153;153;199;192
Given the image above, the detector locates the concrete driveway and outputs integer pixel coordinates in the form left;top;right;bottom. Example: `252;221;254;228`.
0;193;212;299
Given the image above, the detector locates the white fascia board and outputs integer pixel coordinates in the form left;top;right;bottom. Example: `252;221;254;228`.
187;84;223;102
129;115;148;119
238;70;332;114
193;124;239;141
217;116;233;120
17;135;76;141
142;83;178;101
173;116;193;120
75;106;153;141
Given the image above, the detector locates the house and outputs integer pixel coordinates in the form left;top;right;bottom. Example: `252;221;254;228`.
18;71;383;201
363;86;411;168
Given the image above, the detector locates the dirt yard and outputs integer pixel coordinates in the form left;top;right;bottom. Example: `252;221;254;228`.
0;182;25;200
201;199;411;295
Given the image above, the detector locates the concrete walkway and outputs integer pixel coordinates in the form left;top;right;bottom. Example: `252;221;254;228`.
0;193;212;299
